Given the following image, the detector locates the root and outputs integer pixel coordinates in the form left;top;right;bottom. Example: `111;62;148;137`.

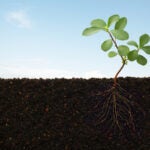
86;84;145;139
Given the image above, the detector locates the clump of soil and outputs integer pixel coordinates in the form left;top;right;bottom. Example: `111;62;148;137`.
0;77;149;150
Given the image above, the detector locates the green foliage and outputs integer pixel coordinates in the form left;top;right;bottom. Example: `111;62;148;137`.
118;45;129;56
139;34;149;48
127;41;138;48
107;14;120;27
137;55;147;65
111;30;129;40
91;19;106;28
108;51;117;57
82;14;150;66
101;39;113;51
142;46;150;54
127;50;138;61
115;17;127;30
82;27;101;36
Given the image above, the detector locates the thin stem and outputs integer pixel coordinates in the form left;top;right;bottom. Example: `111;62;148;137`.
108;31;126;87
108;31;119;50
113;63;125;87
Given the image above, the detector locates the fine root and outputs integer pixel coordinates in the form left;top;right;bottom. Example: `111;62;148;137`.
86;84;145;139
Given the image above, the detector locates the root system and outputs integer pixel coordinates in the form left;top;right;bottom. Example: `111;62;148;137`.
86;84;145;140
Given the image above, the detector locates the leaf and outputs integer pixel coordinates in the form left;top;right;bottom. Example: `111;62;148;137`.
137;55;147;65
107;14;120;27
101;39;113;51
127;50;138;61
91;19;106;28
139;34;149;48
115;17;127;30
127;41;138;48
111;30;129;40
82;27;101;36
108;51;117;57
142;46;150;54
118;45;130;56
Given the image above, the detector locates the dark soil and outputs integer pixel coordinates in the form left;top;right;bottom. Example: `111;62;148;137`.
0;77;149;150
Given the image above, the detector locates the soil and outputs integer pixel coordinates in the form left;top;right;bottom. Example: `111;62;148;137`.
0;77;149;150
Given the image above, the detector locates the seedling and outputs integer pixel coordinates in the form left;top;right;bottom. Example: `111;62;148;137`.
82;14;150;139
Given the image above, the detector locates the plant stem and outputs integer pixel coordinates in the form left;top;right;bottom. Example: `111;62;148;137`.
113;62;125;87
108;31;126;87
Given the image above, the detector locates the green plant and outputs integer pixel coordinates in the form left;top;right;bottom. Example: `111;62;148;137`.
82;14;150;87
82;14;149;138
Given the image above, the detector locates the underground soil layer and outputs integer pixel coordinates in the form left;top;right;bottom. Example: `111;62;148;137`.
0;77;149;150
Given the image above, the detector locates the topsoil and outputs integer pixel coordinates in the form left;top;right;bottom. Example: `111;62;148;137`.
0;77;149;150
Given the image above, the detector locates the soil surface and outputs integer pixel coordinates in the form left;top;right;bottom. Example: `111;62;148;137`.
0;77;149;150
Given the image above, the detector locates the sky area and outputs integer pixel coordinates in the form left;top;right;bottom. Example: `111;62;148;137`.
0;0;150;79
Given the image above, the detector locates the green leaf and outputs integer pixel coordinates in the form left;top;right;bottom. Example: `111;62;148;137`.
127;50;138;61
91;19;106;28
101;39;113;51
127;41;138;48
108;51;117;57
111;29;129;40
142;46;150;54
107;14;120;27
118;45;130;56
139;34;149;48
82;27;101;36
115;17;127;30
137;55;147;65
